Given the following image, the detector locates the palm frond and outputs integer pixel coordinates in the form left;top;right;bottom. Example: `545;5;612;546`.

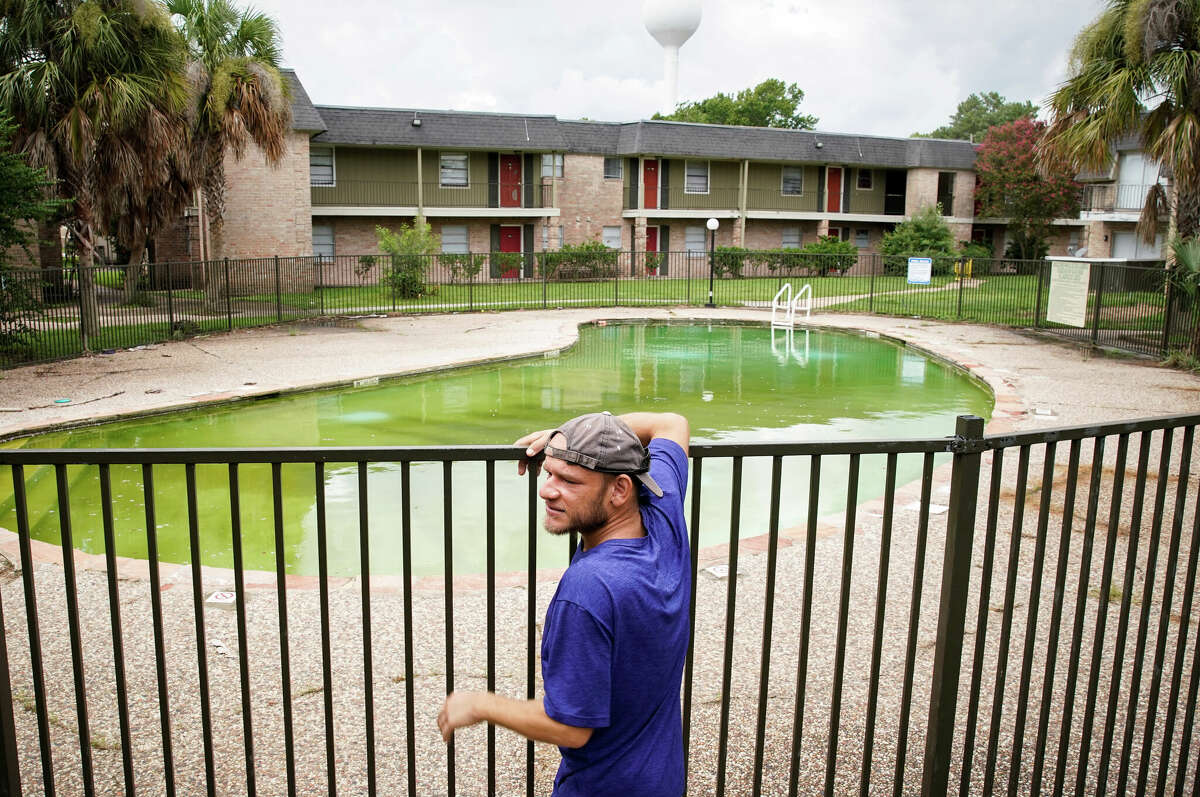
1138;182;1170;241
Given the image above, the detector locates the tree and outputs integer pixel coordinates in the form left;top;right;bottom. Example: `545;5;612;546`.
374;218;437;298
0;114;60;352
879;205;959;273
167;0;291;263
1040;0;1200;243
916;91;1039;141
653;78;817;129
975;117;1080;260
0;0;191;344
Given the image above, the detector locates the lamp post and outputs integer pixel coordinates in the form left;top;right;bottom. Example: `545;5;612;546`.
705;217;718;308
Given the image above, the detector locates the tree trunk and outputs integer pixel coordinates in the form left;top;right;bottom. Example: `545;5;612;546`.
1176;184;1200;240
73;222;101;347
123;232;147;304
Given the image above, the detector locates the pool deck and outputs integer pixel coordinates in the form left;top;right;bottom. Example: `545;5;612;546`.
1;308;1199;796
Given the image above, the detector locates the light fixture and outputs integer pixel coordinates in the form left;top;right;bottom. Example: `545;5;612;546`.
815;141;823;149
412;118;422;127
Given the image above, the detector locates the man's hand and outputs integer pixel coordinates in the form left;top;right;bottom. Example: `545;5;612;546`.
438;691;483;742
514;428;554;476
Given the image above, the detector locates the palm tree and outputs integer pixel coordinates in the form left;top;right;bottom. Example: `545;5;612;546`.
167;0;290;266
0;0;190;343
1040;0;1200;241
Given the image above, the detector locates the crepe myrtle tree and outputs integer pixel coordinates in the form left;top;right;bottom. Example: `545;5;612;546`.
976;117;1080;260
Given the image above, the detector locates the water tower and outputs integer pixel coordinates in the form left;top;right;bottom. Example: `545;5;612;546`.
644;0;702;116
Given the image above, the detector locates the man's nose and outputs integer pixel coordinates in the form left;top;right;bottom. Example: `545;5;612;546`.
539;480;558;501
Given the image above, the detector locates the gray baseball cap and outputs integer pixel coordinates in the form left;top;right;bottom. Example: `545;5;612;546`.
544;411;663;497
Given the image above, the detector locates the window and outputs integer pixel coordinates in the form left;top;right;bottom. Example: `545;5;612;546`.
857;169;873;190
309;146;334;186
602;226;622;249
854;229;870;249
312;222;334;260
685;225;707;254
781;227;802;249
440;153;469;187
937;171;956;216
542;224;565;250
684;160;709;194
542;153;564;178
781;166;804;196
603;157;623;179
441;225;469;254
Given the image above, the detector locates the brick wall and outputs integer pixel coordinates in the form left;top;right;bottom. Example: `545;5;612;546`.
558;155;626;247
215;130;313;259
743;219;820;249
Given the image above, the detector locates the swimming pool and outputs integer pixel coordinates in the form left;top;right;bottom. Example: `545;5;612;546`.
2;322;993;575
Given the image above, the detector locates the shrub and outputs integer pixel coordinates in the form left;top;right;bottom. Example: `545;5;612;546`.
440;253;485;283
376;218;438;298
879;205;957;274
538;241;618;280
644;251;663;275
490;252;524;277
799;236;858;275
712;246;747;278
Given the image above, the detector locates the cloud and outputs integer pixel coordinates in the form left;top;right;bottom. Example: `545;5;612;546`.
253;0;1101;136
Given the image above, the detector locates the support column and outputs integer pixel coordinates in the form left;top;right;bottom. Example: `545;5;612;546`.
416;148;424;215
737;159;749;247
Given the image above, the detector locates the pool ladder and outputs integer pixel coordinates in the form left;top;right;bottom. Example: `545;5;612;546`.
771;283;811;329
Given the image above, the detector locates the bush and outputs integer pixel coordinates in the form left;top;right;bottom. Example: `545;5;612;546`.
490;252;524;277
644;251;663;275
880;205;958;274
712;246;747;279
440;253;485;283
376;218;437;298
800;236;858;275
538;241;618;280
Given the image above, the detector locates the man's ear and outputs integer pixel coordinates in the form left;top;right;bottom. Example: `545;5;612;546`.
608;474;635;508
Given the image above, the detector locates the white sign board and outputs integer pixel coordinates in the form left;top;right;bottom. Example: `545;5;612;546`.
907;257;933;285
1046;260;1091;327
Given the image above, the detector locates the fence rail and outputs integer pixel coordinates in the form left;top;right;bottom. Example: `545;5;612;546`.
0;411;1197;795
1;252;1195;368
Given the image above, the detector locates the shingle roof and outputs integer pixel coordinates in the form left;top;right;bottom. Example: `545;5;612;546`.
308;105;977;169
313;107;569;150
282;70;325;133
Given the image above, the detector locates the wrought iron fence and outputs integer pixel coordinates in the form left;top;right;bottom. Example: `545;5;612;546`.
2;253;1194;367
0;411;1197;795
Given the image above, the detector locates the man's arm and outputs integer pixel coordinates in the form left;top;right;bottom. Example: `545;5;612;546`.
516;411;690;474
438;690;593;748
615;411;689;455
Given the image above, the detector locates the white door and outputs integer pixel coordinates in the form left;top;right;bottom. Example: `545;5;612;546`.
1116;153;1159;210
1112;231;1163;259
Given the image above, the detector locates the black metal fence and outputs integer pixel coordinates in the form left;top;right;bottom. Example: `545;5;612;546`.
2;253;1195;367
0;411;1197;795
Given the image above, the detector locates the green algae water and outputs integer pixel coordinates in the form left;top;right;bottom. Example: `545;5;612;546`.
2;323;992;576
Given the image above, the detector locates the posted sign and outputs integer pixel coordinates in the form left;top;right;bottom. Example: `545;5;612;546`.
1046;260;1090;327
907;257;933;285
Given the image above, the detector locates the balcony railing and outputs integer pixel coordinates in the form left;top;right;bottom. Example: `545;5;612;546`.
1081;183;1163;212
311;180;550;210
625;186;906;215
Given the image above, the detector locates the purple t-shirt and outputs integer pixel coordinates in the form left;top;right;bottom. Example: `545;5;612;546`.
541;438;691;797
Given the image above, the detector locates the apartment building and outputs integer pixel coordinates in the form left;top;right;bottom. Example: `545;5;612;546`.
165;71;1164;271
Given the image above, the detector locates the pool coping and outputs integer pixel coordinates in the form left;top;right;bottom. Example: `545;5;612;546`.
0;314;1024;593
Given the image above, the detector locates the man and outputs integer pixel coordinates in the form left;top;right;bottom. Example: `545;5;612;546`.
437;410;691;796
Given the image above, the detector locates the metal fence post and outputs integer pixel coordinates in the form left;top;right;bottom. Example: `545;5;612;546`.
956;264;965;320
1160;275;1176;358
223;258;232;332
920;414;985;797
868;255;876;313
167;274;175;335
1091;262;1106;346
1033;260;1045;328
77;265;88;351
318;257;325;317
274;255;283;323
543;263;548;310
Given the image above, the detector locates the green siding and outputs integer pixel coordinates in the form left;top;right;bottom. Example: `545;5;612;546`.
746;163;820;211
310;147;419;206
847;168;885;214
665;159;741;209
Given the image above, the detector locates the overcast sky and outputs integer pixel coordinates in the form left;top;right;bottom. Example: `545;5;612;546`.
249;0;1104;138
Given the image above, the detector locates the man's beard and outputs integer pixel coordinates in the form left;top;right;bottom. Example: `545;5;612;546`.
546;496;609;537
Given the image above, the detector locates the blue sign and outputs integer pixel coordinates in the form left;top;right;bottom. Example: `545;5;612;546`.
907;257;933;285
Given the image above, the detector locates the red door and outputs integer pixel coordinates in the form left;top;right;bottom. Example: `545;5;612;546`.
500;155;521;208
499;225;521;278
645;226;659;274
826;167;842;212
643;159;659;209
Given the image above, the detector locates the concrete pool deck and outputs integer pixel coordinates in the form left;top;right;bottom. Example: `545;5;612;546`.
1;308;1199;795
